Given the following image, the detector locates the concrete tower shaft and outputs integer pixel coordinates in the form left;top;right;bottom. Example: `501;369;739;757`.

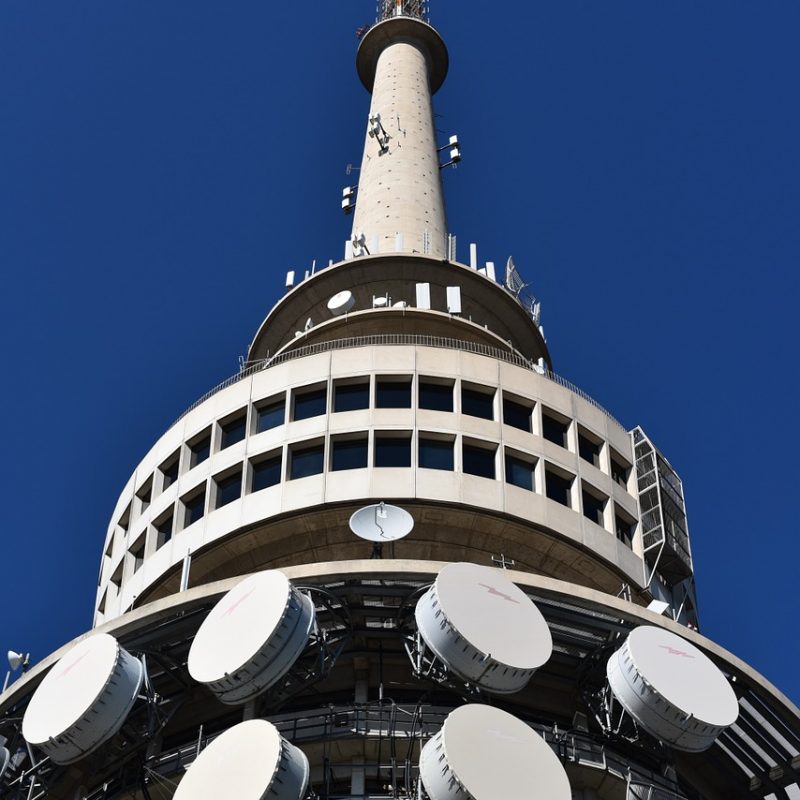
352;16;449;258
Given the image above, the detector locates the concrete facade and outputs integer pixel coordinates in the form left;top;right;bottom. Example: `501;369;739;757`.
94;346;642;622
351;19;449;258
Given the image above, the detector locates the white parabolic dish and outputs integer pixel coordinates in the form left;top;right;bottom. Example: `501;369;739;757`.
415;562;552;693
349;503;414;542
188;570;316;705
22;633;143;765
173;719;309;800
419;704;571;800
607;625;739;752
327;290;355;316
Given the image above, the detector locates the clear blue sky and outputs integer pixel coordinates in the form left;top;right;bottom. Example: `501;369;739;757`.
1;2;797;704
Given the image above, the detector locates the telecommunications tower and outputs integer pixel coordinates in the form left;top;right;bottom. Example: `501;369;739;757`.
1;2;798;799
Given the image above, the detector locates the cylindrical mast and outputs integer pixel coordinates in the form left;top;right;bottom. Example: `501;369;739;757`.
352;6;449;258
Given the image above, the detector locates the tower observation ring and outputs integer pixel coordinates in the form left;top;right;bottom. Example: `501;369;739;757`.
357;16;449;94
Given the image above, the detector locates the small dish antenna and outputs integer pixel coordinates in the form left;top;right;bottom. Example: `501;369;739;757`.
327;290;355;317
3;650;30;692
7;651;28;672
349;502;413;557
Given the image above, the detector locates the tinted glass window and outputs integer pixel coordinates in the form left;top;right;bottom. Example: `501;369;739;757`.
462;388;494;420
216;472;242;508
615;515;634;546
294;388;327;421
162;457;179;490
503;398;532;432
137;484;152;513
190;434;211;468
505;455;534;491
331;439;368;471
419;382;453;412
184;491;205;527
130;541;145;572
545;470;572;506
375;436;411;467
611;455;630;487
334;383;370;412
419;437;454;470
221;415;247;449
256;400;285;433
582;489;605;525
252;455;282;492
463;444;495;478
376;380;411;408
291;444;324;479
156;513;173;548
542;414;569;448
578;433;601;467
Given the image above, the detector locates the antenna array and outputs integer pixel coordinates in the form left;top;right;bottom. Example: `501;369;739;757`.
377;0;429;23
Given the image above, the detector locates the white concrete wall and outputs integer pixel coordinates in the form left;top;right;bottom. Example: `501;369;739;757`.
351;40;447;257
95;346;641;624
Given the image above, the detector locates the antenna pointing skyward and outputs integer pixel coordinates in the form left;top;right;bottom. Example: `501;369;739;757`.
377;0;429;23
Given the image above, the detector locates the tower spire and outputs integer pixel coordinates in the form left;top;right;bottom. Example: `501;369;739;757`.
351;6;449;257
377;0;429;22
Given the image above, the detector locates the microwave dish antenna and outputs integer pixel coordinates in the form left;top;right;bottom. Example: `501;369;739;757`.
415;562;552;693
188;570;316;705
419;704;571;800
606;625;739;752
173;719;309;800
328;290;356;316
22;633;144;765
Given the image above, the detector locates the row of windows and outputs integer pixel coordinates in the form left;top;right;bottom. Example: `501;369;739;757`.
106;430;637;595
114;375;633;546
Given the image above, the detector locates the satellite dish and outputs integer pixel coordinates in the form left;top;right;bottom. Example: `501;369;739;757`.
372;295;389;308
22;633;143;765
415;562;552;693
188;570;316;705
606;625;739;752
174;719;309;800
0;747;10;781
419;704;571;800
327;290;355;316
392;300;408;308
7;651;28;672
349;503;413;543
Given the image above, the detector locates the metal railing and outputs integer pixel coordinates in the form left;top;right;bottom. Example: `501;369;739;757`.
174;334;627;432
93;703;693;800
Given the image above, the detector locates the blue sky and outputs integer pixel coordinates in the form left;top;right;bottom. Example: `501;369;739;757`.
0;2;798;704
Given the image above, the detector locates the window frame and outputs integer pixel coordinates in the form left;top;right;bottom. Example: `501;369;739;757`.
461;383;496;421
292;385;328;422
462;439;497;479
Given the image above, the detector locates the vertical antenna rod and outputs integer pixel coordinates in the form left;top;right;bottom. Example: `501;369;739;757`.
377;0;429;22
353;4;448;257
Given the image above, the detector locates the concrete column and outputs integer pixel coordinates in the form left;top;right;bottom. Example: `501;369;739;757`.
352;38;447;258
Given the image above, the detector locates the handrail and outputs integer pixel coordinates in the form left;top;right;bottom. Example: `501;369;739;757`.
87;702;692;800
173;334;627;432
